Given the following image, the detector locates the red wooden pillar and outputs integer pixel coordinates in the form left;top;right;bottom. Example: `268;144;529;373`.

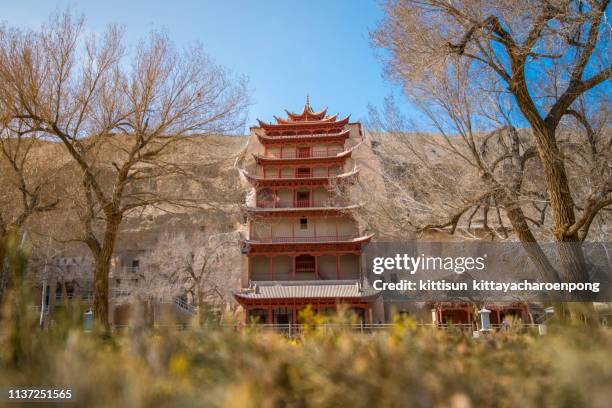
269;256;273;280
280;144;283;158
466;305;471;326
496;309;501;325
267;305;272;324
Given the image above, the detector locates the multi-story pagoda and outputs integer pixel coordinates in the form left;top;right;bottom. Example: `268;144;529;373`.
234;100;378;325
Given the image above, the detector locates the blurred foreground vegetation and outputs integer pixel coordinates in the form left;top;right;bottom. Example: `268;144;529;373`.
1;239;611;408
1;305;611;407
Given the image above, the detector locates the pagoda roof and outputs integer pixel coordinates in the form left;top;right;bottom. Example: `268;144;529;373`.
243;204;361;217
273;113;339;125
285;101;329;121
256;128;351;144
234;280;380;302
240;233;374;254
239;167;359;188
252;148;352;165
256;115;350;132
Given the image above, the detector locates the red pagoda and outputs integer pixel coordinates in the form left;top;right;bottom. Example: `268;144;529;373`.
234;99;378;324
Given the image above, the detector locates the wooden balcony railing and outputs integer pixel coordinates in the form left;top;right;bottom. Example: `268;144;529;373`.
268;150;344;159
252;234;360;243
261;171;341;180
255;199;349;209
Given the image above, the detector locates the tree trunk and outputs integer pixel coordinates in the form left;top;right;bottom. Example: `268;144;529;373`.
143;298;155;329
511;96;595;323
196;288;205;327
93;214;122;333
0;233;7;306
502;198;561;283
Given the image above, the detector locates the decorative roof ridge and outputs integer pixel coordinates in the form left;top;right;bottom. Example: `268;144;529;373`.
257;114;350;128
284;102;329;121
250;279;361;287
256;128;351;140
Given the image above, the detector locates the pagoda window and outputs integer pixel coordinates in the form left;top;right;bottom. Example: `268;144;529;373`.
296;191;310;207
296;167;311;178
299;218;308;230
297;146;310;158
295;254;315;280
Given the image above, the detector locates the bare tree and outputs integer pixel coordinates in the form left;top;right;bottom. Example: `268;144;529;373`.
0;118;62;303
373;0;611;288
148;231;241;326
0;12;248;330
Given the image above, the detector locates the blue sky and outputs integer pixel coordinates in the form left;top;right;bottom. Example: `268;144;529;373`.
0;1;407;127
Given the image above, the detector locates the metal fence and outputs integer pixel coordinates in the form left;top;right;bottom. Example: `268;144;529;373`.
238;322;543;336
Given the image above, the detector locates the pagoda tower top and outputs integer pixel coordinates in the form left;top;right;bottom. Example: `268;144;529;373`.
280;96;329;122
256;99;350;132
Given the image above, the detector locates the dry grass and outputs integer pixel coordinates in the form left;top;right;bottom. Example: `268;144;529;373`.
1;304;611;408
1;245;610;408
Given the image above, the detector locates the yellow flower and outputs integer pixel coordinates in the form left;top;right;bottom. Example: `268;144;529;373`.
169;353;188;376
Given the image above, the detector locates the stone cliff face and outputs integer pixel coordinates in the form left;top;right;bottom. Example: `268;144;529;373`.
28;135;250;310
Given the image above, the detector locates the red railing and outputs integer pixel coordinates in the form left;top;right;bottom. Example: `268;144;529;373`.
262;171;343;179
253;234;359;243
295;199;310;207
268;150;344;159
255;199;348;209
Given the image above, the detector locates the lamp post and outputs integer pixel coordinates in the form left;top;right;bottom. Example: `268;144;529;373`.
479;307;492;332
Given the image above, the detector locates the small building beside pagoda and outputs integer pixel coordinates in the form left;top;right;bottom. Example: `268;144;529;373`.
234;101;381;324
